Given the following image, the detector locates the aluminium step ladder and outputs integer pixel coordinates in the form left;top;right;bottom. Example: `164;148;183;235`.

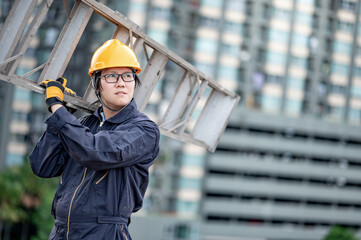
0;0;240;152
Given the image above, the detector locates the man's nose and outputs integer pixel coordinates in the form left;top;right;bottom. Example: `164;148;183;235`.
115;77;125;87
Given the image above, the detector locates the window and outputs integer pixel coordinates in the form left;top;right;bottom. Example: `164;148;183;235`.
12;111;28;122
295;12;313;25
226;0;245;11
195;38;218;54
268;29;289;43
14;87;31;101
354;67;361;77
201;0;222;8
272;7;291;21
331;63;349;75
219;65;238;79
176;200;199;213
288;77;305;89
297;0;314;4
195;63;215;77
221;43;239;56
6;153;24;166
150;6;170;20
337;20;354;34
291;56;308;68
148;29;167;45
285;99;302;115
351;86;361;98
261;95;281;112
348;108;361;124
130;2;145;12
178;178;202;189
330;84;346;95
224;21;243;34
200;16;220;28
266;51;286;65
292;33;309;46
339;0;356;12
327;106;344;120
181;154;204;166
333;41;352;54
266;74;283;85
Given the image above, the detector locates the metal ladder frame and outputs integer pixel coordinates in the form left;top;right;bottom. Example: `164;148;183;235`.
0;0;240;152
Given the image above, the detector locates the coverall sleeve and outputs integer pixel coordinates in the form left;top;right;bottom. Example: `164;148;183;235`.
29;128;68;178
42;107;159;171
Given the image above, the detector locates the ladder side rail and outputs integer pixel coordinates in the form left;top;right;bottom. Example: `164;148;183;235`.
134;50;168;112
0;72;95;112
38;1;93;82
159;129;208;149
80;0;237;98
192;91;241;152
6;0;54;76
160;71;197;130
82;83;99;104
0;0;38;67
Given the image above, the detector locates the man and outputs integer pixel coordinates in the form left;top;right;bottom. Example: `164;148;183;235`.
30;39;160;240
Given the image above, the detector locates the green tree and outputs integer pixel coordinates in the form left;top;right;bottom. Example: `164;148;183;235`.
0;165;26;239
323;225;359;240
0;159;57;240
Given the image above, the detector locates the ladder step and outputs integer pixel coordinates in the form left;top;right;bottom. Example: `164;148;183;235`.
134;49;168;111
192;90;240;152
6;0;54;76
160;71;197;130
38;1;93;82
0;0;38;71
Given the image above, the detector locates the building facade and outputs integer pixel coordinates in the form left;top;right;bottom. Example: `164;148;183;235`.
198;0;361;240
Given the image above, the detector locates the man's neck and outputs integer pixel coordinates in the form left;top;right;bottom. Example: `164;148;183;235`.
103;107;118;120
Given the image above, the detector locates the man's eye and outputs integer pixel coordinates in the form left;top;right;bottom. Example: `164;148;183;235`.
124;74;132;78
107;74;116;78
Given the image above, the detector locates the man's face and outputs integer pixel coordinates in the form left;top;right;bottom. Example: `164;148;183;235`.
99;67;135;110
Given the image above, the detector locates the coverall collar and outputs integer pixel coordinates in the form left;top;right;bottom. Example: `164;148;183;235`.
94;98;138;124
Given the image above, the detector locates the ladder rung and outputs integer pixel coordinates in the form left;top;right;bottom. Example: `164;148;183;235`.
176;78;208;135
134;50;168;111
83;83;99;104
38;1;93;82
0;0;37;70
192;90;240;152
6;0;54;76
160;71;196;130
112;25;131;44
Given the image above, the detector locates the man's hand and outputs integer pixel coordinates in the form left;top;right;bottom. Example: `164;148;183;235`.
39;77;75;113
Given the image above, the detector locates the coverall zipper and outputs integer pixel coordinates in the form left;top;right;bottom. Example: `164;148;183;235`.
67;168;87;240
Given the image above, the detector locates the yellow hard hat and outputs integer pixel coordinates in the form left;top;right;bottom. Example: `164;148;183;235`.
88;39;141;76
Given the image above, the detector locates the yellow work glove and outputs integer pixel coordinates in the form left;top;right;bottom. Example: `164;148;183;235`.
39;77;76;112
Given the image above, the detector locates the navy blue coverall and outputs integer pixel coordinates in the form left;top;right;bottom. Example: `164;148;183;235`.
29;99;160;240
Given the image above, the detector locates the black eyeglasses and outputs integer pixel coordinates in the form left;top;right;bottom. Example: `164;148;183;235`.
100;72;135;83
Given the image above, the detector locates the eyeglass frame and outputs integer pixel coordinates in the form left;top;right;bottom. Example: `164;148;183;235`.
99;72;136;84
